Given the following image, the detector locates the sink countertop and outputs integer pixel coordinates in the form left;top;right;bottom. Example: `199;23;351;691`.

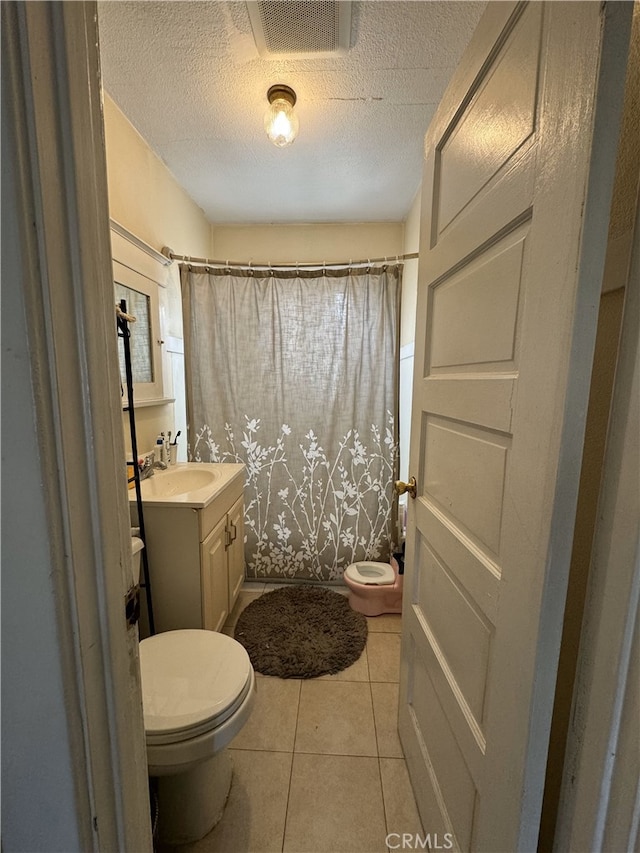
128;462;245;508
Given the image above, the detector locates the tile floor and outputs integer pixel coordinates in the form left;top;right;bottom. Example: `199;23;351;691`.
163;583;423;853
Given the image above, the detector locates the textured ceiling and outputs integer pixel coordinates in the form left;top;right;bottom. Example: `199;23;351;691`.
98;1;485;224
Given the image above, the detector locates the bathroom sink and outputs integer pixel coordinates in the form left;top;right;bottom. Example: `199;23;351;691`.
144;468;220;497
129;462;245;508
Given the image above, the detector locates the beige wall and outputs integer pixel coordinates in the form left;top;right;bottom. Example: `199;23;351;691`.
104;93;212;258
211;222;403;265
612;2;640;235
397;187;421;493
601;2;640;295
103;93;213;456
400;188;421;348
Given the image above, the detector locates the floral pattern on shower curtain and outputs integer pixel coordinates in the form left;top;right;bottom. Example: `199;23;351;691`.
181;264;401;582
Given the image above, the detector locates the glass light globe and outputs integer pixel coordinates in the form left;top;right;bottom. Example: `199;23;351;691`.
264;98;299;148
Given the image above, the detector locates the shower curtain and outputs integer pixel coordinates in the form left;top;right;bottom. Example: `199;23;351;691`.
181;263;401;582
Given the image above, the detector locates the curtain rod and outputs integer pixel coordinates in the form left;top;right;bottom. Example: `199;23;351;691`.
161;246;418;269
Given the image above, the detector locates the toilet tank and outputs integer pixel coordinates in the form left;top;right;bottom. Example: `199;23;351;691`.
131;536;144;585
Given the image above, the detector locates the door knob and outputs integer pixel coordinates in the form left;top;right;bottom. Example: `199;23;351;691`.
395;476;417;500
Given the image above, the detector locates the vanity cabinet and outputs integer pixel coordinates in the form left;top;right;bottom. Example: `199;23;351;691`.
137;466;245;634
226;495;245;609
200;495;244;632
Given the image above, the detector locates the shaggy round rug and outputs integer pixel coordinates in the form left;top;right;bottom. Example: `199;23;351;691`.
234;585;368;678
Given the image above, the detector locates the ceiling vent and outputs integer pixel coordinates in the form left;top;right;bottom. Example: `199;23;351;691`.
247;1;352;58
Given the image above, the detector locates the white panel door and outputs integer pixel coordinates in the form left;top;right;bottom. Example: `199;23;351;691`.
399;3;632;851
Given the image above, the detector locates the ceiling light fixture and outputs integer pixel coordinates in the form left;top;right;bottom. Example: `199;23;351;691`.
264;84;299;148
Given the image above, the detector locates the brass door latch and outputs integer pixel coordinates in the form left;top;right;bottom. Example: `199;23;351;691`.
395;476;417;500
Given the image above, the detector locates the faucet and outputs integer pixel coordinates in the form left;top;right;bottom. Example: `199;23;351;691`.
153;460;167;471
139;456;155;479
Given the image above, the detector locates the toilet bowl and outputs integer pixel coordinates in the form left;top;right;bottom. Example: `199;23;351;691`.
139;629;255;844
343;558;403;616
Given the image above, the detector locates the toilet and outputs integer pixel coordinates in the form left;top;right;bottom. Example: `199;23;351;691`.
131;538;255;844
343;555;403;616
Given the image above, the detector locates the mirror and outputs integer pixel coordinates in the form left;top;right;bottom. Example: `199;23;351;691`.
116;282;154;384
114;271;164;404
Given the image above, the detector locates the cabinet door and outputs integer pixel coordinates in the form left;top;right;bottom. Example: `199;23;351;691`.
200;515;229;632
227;496;245;613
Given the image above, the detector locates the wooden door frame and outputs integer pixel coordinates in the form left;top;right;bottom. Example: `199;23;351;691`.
2;2;152;849
554;183;640;853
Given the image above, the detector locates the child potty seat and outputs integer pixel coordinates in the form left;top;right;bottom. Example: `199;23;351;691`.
344;561;395;586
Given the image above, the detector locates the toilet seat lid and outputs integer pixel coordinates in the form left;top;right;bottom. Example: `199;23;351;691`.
139;630;253;740
345;561;395;585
